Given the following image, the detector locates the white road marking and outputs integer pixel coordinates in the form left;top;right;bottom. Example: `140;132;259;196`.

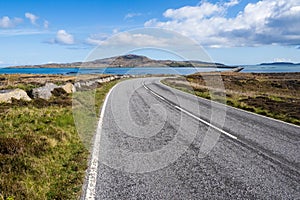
158;80;300;128
144;84;166;101
154;79;300;173
84;84;118;200
150;90;166;100
174;105;237;140
143;82;238;140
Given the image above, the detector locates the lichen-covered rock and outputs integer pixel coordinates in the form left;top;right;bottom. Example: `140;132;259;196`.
0;89;31;103
61;83;76;93
32;83;58;100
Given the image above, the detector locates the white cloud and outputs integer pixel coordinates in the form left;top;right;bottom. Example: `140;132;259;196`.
85;33;110;46
55;30;74;45
86;30;122;46
273;58;292;62
163;2;223;20
100;32;175;47
44;20;49;29
85;31;190;48
86;37;103;46
124;12;142;20
25;12;39;25
113;28;119;34
145;0;300;47
224;0;240;7
0;16;12;28
0;16;23;28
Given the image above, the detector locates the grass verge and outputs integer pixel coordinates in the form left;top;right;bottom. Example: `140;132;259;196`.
72;80;119;149
0;79;119;200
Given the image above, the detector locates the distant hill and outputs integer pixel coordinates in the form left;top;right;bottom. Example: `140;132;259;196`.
260;62;298;65
8;54;234;69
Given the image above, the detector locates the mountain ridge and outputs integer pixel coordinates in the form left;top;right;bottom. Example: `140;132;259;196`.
8;54;234;69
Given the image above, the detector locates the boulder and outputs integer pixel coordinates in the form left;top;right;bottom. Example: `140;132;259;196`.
61;83;76;93
32;83;58;100
74;80;99;91
0;89;31;103
74;82;81;90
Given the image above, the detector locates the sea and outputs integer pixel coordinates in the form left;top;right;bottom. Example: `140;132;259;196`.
241;64;300;73
0;64;299;75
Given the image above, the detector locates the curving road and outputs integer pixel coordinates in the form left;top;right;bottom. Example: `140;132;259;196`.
83;77;300;200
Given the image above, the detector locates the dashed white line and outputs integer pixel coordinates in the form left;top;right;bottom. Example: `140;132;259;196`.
144;82;238;140
174;105;237;140
85;80;237;200
158;80;300;128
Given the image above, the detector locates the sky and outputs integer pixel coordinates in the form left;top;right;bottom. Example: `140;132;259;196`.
0;0;299;67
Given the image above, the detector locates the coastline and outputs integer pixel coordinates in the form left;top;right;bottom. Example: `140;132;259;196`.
2;63;300;75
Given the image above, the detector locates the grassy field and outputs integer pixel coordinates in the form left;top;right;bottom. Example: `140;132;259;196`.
162;72;300;125
0;76;119;200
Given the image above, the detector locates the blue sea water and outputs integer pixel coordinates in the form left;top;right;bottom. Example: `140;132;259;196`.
0;67;229;75
0;64;299;75
242;64;300;73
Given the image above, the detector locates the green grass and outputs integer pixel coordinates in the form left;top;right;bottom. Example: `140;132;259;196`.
0;105;86;200
0;80;119;200
95;80;118;115
72;80;119;149
268;95;284;102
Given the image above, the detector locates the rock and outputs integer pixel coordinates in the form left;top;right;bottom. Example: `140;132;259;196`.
74;80;99;91
0;89;31;103
74;75;119;91
32;83;59;100
74;82;81;89
61;83;76;93
51;87;67;97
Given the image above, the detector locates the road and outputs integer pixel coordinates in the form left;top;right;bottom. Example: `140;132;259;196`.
82;77;300;199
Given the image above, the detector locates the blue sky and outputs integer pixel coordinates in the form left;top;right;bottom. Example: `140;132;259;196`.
0;0;299;67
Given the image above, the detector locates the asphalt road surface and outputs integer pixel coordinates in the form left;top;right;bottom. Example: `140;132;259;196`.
82;77;300;200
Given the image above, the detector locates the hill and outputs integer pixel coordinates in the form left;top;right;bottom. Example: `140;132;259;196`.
9;54;233;69
259;62;298;65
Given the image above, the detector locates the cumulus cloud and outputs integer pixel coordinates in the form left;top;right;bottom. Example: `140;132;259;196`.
0;16;23;28
145;0;300;47
163;2;223;20
55;30;74;45
25;12;39;25
224;0;240;7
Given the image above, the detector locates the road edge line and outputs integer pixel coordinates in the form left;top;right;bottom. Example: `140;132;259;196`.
83;83;119;200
